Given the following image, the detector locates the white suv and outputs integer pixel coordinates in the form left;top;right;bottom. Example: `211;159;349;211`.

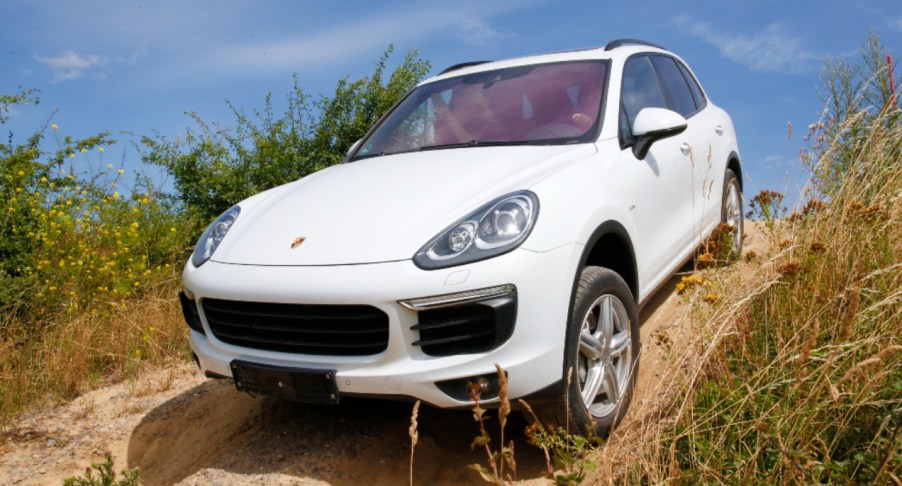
180;39;742;436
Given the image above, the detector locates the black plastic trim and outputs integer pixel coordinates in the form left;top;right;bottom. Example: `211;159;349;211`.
604;39;665;51
439;61;491;75
180;291;205;335
412;295;517;356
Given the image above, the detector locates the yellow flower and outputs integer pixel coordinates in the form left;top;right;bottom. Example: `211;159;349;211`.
80;147;87;153
112;191;119;198
107;164;113;168
17;171;24;176
117;168;124;175
51;123;58;130
98;147;105;153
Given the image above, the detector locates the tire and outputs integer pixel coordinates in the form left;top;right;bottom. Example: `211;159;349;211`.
534;266;640;437
721;169;744;260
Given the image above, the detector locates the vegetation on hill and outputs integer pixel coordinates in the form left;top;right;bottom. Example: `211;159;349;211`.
0;48;429;427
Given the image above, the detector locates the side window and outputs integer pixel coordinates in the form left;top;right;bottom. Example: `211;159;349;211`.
650;56;697;118
620;56;667;138
676;60;706;110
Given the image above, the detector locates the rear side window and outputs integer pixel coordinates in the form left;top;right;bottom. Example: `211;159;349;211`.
676;60;706;110
650;56;696;117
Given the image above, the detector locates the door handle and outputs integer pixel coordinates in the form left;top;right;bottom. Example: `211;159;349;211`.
680;142;691;155
715;125;724;135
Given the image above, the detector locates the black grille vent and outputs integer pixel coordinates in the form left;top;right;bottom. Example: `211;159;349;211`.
202;299;389;356
180;292;204;335
412;296;516;357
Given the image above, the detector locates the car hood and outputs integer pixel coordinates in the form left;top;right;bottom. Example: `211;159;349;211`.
212;144;595;266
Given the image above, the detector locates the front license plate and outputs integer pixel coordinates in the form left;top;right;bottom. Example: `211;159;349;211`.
230;360;339;404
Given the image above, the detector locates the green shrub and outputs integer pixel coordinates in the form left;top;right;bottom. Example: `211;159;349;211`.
141;46;431;221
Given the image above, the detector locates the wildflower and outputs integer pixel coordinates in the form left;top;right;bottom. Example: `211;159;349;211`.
98;147;105;153
118;168;124;175
51;123;58;130
112;191;119;198
17;170;24;176
80;147;87;153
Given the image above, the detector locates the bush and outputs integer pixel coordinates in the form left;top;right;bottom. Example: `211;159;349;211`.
141;46;431;221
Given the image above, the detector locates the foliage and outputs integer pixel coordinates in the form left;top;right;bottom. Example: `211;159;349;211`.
141;46;431;221
0;96;192;425
0;114;189;320
467;365;517;484
521;404;600;486
807;30;900;193
663;102;900;484
62;453;140;486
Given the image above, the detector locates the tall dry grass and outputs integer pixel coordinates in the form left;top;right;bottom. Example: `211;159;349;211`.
0;276;188;428
598;107;900;483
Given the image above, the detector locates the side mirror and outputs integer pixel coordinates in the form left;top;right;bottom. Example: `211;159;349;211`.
631;108;687;159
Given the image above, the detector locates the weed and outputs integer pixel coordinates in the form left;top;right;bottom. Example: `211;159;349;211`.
467;364;516;484
62;453;139;486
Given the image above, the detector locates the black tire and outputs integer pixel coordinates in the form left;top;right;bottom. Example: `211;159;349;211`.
534;266;640;437
721;168;744;260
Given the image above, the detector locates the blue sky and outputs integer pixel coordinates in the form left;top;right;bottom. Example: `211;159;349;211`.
2;0;900;206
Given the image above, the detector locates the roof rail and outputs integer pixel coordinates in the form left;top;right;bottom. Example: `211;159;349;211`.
438;61;491;75
603;39;665;51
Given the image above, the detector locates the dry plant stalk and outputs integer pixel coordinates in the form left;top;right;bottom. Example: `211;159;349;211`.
408;400;420;486
839;286;860;341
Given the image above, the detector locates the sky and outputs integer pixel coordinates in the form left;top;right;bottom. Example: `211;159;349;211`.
2;0;901;207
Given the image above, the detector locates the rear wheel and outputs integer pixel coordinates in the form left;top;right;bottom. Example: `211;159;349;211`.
721;169;743;260
534;267;640;437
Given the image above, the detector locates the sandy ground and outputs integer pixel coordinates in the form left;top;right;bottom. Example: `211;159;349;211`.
0;223;769;485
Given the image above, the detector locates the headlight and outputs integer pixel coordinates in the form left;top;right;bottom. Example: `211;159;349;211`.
413;191;539;269
191;205;241;267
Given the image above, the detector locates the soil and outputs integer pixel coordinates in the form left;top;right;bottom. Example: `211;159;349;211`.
0;223;768;485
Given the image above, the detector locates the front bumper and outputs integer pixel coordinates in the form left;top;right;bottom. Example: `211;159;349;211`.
182;243;581;407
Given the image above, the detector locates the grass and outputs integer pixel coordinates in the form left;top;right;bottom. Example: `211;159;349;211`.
595;106;901;484
0;277;188;428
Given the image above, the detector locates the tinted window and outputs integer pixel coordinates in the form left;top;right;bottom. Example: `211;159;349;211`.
352;61;608;158
676;60;706;110
621;56;667;126
650;56;696;117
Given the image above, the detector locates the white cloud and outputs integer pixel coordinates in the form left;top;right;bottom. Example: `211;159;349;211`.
674;16;820;73
455;16;513;46
34;46;147;82
34;50;108;81
203;5;518;72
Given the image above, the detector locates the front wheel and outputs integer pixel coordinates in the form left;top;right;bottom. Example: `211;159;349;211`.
534;267;640;437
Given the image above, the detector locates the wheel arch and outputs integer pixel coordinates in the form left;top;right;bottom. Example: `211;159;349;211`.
726;151;743;191
576;221;639;301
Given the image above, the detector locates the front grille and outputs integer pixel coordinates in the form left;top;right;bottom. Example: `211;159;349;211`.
202;299;389;356
412;295;516;357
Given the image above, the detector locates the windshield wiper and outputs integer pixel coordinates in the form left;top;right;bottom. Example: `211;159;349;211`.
420;140;533;151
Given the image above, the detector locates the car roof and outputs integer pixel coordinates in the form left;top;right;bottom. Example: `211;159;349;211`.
424;39;671;84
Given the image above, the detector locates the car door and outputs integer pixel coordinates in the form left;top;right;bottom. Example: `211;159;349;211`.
647;55;714;244
616;54;695;295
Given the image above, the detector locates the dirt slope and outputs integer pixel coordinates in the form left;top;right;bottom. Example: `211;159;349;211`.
0;223;768;485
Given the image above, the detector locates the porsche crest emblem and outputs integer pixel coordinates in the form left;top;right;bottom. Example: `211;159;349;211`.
290;237;306;249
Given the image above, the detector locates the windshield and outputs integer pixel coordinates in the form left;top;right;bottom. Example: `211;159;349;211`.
352;61;607;158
